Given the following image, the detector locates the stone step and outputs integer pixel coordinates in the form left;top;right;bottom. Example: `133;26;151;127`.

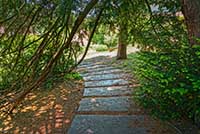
84;79;129;88
78;96;131;112
80;66;118;74
79;62;106;68
81;69;123;77
68;115;158;134
83;73;127;81
77;64;108;70
69;57;184;134
83;86;132;97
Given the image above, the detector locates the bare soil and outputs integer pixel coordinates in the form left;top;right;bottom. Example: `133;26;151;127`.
0;80;84;134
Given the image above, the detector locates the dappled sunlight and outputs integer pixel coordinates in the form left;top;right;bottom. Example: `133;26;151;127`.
84;46;139;59
0;81;83;133
25;93;37;101
90;98;96;102
21;105;38;112
107;87;115;91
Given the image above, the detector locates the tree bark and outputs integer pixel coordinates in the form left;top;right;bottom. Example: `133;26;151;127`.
181;0;200;127
181;0;200;46
117;23;127;59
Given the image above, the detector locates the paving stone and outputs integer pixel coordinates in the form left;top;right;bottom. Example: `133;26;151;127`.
84;79;129;88
83;86;132;97
79;62;106;68
78;96;131;112
78;64;108;70
81;69;123;77
82;66;117;73
67;115;148;134
69;57;185;134
78;66;117;75
83;73;126;81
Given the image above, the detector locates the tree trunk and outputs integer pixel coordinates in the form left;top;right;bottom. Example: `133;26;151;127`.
117;23;127;59
181;0;200;127
181;0;200;46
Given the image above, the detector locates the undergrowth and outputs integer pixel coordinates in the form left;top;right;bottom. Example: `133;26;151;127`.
124;45;200;123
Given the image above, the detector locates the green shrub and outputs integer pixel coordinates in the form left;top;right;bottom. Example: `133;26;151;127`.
95;45;108;52
92;33;105;45
104;35;117;49
0;34;80;91
64;72;82;80
41;72;82;89
125;45;200;120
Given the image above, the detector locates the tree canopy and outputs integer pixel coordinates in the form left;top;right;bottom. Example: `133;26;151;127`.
0;0;200;126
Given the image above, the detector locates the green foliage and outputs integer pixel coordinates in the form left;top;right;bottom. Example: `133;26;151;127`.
92;25;117;49
104;34;117;49
92;32;105;45
121;0;200;125
125;45;200;120
95;45;108;52
0;35;39;90
42;72;82;89
0;34;76;92
64;72;82;80
0;33;78;91
0;0;94;93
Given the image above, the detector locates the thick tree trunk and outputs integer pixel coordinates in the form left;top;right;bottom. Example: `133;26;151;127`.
181;0;200;127
117;23;127;59
181;0;200;46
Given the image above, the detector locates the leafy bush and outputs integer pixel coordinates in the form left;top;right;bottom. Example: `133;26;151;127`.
125;45;200;121
0;35;40;90
42;72;82;89
95;45;108;52
64;72;82;80
0;33;79;91
120;0;200;123
92;33;105;45
104;34;117;49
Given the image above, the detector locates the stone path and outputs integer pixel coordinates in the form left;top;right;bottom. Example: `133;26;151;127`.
67;56;196;134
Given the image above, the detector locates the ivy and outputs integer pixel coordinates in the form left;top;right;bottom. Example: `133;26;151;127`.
125;45;200;120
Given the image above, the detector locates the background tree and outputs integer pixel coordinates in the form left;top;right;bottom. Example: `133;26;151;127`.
97;0;135;59
180;0;200;46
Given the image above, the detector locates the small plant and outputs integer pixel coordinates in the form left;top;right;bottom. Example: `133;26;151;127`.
124;45;200;121
95;45;108;52
64;72;82;80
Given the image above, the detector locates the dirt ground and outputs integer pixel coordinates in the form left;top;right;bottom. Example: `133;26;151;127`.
0;80;83;134
79;45;139;60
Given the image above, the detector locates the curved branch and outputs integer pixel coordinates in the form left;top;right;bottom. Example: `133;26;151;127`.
7;0;99;114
